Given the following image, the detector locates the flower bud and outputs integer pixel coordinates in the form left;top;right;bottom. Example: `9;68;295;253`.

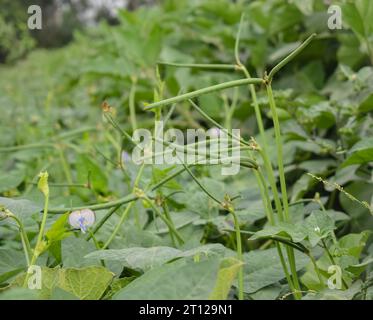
37;171;49;197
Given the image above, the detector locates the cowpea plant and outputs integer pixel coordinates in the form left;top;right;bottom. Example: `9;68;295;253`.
141;16;317;298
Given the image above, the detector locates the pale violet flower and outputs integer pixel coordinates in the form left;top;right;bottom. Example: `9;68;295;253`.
121;151;131;163
209;127;221;139
69;209;96;233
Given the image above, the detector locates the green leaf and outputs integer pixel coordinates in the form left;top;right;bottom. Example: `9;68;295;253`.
113;258;221;300
45;214;72;263
250;222;307;243
304;210;335;247
242;248;309;294
303;281;362;300
59;266;114;300
12;267;60;299
0;288;39;300
346;257;373;276
342;1;373;39
85;244;226;272
208;257;242;300
13;266;113;300
0;248;25;275
62;237;101;268
85;246;181;272
337;231;371;259
0;197;41;226
0;168;25;193
341;137;373;168
45;213;71;244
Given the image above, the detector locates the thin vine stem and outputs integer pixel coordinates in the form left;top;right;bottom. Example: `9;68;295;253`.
230;209;244;300
158;61;237;70
129;78;138;131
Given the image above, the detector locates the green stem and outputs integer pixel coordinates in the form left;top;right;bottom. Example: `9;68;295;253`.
256;170;296;292
0;143;55;153
8;215;32;266
158;61;237;70
240;66;285;221
276;244;296;295
129;79;138;131
234;14;285;221
231;210;244;300
266;83;301;298
162;202;177;247
266;84;290;221
144;78;263;110
25;190;49;287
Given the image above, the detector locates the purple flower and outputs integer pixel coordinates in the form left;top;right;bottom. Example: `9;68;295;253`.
121;151;131;163
209;127;221;139
69;209;96;233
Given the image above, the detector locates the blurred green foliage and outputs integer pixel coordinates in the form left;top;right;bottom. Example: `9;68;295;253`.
0;0;35;63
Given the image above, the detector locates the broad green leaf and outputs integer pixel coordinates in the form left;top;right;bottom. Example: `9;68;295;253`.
50;287;79;300
45;213;71;243
59;266;114;300
304;210;335;247
209;257;242;300
0;168;25;193
339;181;373;223
113;258;221;300
177;244;227;259
12;267;60;299
250;222;307;243
85;246;181;272
242;248;309;293
104;277;136;300
303;281;362;300
45;214;72;263
341;137;373;168
0;197;40;226
337;231;371;259
0;248;26;275
62;237;102;268
13;266;113;300
0;268;24;285
346;257;373;276
0;249;26;285
0;288;39;300
85;244;226;272
342;1;373;40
